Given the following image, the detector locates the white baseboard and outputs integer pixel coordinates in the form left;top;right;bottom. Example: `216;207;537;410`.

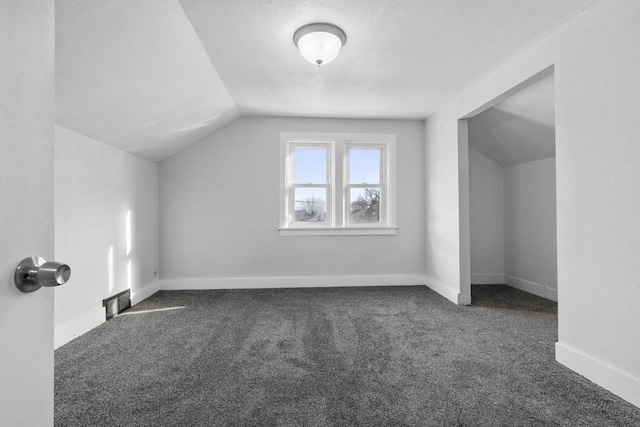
504;274;557;301
160;274;427;291
424;276;461;304
54;280;162;350
556;342;640;408
54;307;104;350
471;274;505;285
131;280;161;306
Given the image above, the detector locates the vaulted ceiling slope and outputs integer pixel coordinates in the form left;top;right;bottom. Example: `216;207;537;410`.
55;0;239;161
55;0;598;162
469;74;555;167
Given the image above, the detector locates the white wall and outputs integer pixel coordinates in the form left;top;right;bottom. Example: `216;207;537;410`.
468;147;504;285
160;117;425;288
424;114;464;302
468;147;557;299
0;1;55;425
424;0;640;407
504;157;557;300
54;126;160;348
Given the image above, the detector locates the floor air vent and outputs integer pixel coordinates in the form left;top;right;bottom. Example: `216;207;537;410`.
102;289;132;320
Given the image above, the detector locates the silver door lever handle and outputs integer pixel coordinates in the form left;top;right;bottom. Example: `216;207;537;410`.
14;256;71;293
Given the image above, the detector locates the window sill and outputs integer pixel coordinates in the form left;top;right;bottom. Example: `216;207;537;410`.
279;226;397;236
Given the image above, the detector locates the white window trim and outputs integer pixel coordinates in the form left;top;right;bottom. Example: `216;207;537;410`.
280;132;397;236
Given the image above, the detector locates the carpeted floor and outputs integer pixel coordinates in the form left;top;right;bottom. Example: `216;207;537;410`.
55;285;640;426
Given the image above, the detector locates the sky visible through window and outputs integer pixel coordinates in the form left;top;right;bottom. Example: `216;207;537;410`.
349;149;381;184
293;148;381;184
294;148;326;183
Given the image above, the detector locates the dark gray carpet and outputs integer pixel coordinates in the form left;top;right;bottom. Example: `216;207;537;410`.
55;285;640;426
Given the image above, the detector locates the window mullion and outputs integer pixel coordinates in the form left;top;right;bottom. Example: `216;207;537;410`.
333;139;343;228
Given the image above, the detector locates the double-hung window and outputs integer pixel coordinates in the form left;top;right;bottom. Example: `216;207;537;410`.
346;144;385;225
280;132;396;236
287;142;332;226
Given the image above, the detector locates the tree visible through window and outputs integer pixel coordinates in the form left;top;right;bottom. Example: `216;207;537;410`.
350;188;380;222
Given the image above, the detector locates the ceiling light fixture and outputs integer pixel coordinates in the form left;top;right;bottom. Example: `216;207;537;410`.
293;23;346;67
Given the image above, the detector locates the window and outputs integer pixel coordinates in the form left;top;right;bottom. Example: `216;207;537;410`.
347;146;384;225
280;132;396;236
289;144;331;225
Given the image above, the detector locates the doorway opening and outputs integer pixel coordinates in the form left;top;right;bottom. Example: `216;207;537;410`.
460;68;557;305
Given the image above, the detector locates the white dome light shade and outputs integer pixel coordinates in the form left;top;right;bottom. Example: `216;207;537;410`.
293;23;346;66
297;31;342;66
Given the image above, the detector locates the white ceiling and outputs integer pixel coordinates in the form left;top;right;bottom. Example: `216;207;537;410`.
55;0;597;161
468;74;555;167
55;0;239;161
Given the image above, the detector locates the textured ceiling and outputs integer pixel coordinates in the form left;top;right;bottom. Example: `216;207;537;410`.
179;0;595;119
55;0;596;161
469;74;555;167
